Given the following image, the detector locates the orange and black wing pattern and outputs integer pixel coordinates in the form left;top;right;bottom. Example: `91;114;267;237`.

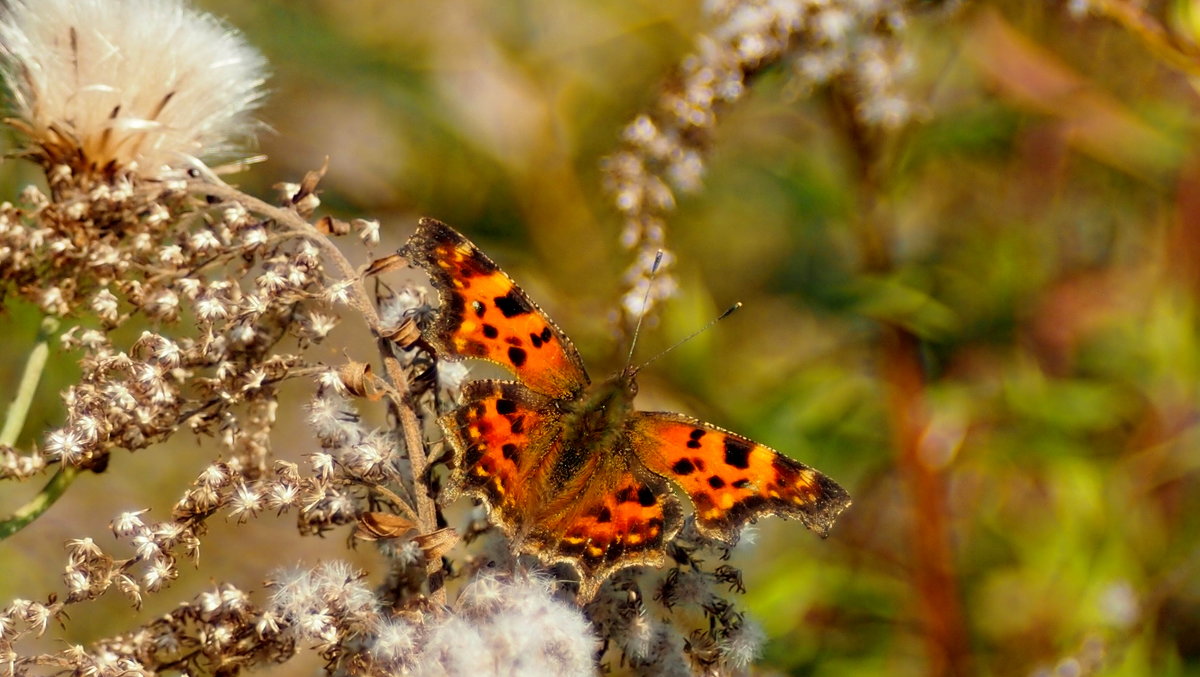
628;412;851;543
443;380;684;599
440;379;559;530
401;218;589;399
528;465;683;600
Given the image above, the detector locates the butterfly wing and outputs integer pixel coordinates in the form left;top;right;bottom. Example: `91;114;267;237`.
529;465;683;601
441;379;561;530
402;218;590;399
627;411;851;543
443;379;683;599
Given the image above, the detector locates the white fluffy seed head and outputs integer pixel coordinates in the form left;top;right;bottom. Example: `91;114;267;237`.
0;0;268;176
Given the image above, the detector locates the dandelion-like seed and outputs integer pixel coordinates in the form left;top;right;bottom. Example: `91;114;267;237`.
421;571;599;674
370;617;419;669
110;510;148;537
44;426;86;464
720;616;765;669
0;0;268;177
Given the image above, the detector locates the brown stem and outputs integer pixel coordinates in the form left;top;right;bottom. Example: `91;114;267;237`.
829;85;971;675
380;348;444;598
880;326;971;677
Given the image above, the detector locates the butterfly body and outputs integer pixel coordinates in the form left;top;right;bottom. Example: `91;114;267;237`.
549;369;637;483
401;219;851;599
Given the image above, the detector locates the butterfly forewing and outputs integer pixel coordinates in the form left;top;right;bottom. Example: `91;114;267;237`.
627;412;852;543
401;218;590;399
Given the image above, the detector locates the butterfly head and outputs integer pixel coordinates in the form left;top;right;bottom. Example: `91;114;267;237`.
617;364;640;398
587;365;639;410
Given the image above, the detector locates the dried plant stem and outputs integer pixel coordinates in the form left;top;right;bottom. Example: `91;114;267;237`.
832;86;970;676
370;483;421;523
880;328;971;677
381;348;445;598
188;178;445;603
1092;0;1200;79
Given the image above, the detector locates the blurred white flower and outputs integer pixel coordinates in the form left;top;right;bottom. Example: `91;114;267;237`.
1099;580;1140;629
0;0;267;176
417;571;598;676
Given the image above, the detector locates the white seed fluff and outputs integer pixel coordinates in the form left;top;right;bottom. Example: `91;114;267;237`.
0;0;268;175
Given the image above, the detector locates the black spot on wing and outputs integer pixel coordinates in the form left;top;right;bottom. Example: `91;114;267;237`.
637;486;656;507
596;507;612;523
482;323;499;339
462;443;484;468
507;346;528;368
471;300;486;318
494;289;531;318
501;443;518;460
495;399;517;415
671;458;695;475
461;339;488;357
509;415;525;434
723;437;752;469
465;402;486;420
603;539;626;563
708;475;726;489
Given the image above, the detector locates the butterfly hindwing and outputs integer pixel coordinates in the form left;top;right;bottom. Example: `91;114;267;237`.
443;380;685;599
628;412;852;543
441;379;559;529
402;218;590;399
530;465;683;601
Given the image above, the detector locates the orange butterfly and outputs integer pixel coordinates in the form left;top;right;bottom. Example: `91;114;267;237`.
401;219;851;599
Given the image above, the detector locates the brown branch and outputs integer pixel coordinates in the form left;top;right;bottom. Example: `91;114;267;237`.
880;327;971;677
829;85;971;677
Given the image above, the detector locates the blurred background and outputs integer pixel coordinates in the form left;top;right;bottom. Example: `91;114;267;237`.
4;0;1200;675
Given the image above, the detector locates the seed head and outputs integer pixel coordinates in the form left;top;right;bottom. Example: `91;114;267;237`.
0;0;268;177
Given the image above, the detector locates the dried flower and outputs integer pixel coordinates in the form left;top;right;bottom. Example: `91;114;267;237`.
603;0;916;327
0;0;267;177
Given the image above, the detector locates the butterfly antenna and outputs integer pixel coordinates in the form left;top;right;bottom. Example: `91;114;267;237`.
636;302;742;372
624;250;664;368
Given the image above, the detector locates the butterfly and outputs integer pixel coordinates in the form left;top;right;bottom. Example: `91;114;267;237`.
401;218;851;600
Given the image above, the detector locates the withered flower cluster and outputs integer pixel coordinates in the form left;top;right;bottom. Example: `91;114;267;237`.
603;0;918;327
